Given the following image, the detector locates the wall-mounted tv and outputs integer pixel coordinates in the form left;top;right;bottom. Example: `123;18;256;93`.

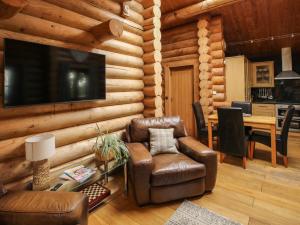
3;39;106;107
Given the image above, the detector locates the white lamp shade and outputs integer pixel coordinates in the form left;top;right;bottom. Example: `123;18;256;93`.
25;134;55;161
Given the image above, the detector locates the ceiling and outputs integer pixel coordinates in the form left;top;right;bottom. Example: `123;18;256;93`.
161;0;203;14
161;0;300;58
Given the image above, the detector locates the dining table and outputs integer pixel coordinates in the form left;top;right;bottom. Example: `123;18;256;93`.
207;114;277;167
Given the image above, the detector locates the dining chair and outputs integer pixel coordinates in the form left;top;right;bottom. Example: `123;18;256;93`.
231;101;252;135
250;105;295;167
231;101;252;115
217;107;250;169
192;102;218;143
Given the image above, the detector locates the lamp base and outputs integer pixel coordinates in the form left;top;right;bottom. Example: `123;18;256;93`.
32;159;50;191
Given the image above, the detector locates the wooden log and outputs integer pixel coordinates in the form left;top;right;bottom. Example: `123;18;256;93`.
200;98;213;106
143;50;162;63
142;5;161;20
143;85;162;97
210;41;224;51
162;23;197;39
213;93;225;102
213;101;230;108
200;89;213;98
143;96;162;108
210;32;223;42
143;62;162;75
197;19;209;29
212;76;225;85
198;37;210;47
161;0;242;28
0;0;28;19
143;28;161;41
124;0;144;14
199;80;212;89
210;24;222;34
100;39;143;57
199;72;212;81
162;30;197;44
199;63;212;72
141;0;160;8
143;107;163;117
162;54;198;63
210;17;222;26
199;54;211;63
85;0;121;15
143;74;162;86
106;64;143;79
162;38;197;52
211;50;224;59
198;45;210;55
90;19;123;42
202;105;214;115
0;103;144;140
211;67;224;76
122;3;144;25
106;79;144;92
143;39;161;53
143;16;160;30
119;30;143;47
44;0;143;31
0;115;142;161
0;15;144;68
0;91;144;119
162;46;198;59
211;58;224;68
198;28;209;38
212;85;225;93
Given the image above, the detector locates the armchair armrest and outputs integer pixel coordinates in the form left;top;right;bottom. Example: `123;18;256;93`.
126;143;153;205
178;136;217;191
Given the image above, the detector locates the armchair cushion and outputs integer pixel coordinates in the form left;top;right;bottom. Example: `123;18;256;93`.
178;136;217;191
0;191;88;225
151;153;205;187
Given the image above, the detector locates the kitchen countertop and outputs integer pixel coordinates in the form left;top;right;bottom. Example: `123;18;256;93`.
252;100;300;105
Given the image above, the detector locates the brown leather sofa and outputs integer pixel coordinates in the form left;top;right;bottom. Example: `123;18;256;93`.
126;116;217;205
0;183;88;225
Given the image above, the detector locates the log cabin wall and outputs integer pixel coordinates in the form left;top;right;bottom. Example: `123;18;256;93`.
161;22;199;113
0;0;146;190
142;0;163;117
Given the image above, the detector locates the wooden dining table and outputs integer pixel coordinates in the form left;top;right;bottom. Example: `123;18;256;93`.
207;114;277;167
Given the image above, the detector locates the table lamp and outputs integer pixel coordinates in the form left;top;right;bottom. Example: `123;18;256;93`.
25;133;55;191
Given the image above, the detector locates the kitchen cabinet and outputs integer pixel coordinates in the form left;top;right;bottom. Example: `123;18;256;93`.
225;55;251;103
252;103;276;116
251;61;274;87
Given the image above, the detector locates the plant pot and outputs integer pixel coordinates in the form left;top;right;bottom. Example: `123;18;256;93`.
95;150;115;162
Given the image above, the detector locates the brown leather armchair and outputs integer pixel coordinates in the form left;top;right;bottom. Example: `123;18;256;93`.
0;183;88;225
126;116;217;205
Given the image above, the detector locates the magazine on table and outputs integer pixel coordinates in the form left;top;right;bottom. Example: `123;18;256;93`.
63;165;96;183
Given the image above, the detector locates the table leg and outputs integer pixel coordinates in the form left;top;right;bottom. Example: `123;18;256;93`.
208;120;213;149
270;124;277;167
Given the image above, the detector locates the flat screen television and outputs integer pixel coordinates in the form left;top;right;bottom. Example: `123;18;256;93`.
3;39;106;107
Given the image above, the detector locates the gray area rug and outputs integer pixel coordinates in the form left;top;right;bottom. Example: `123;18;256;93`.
165;201;241;225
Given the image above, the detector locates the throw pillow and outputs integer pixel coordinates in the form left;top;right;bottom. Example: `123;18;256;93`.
149;128;179;156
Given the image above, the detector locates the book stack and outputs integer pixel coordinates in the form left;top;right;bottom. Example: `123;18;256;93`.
62;165;96;183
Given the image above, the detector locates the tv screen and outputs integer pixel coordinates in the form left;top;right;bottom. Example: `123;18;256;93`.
4;39;106;107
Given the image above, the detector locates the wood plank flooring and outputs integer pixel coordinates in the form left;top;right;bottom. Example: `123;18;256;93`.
89;136;300;225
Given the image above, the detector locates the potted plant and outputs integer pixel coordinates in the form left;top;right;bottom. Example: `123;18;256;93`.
93;124;129;166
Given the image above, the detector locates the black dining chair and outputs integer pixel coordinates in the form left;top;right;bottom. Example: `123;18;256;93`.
250;105;295;167
217;107;250;169
192;102;218;143
231;101;252;135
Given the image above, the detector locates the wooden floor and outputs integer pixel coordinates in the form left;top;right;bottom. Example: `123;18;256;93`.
89;136;300;225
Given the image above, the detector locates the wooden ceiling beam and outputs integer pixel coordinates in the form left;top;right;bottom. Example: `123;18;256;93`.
161;0;243;29
0;0;28;20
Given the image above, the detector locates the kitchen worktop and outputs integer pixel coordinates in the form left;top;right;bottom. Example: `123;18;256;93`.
252;100;300;105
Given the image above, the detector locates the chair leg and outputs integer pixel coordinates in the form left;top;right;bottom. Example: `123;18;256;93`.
248;142;252;160
220;153;225;163
250;141;255;159
243;157;247;169
283;156;288;168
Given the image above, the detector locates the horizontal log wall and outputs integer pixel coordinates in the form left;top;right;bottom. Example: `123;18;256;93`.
141;0;162;117
0;0;145;189
161;22;199;114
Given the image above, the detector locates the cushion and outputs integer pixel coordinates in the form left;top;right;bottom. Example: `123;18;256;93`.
149;128;179;156
130;116;187;143
151;153;206;187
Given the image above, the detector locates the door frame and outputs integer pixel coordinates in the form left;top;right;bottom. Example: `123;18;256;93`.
163;58;200;116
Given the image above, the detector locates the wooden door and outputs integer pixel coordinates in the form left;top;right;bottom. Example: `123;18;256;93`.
165;63;198;137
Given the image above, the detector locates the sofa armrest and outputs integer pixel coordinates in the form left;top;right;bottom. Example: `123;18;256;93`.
178;136;217;191
126;143;153;205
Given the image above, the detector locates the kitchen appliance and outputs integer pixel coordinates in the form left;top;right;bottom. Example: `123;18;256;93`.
276;104;300;132
275;47;300;80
